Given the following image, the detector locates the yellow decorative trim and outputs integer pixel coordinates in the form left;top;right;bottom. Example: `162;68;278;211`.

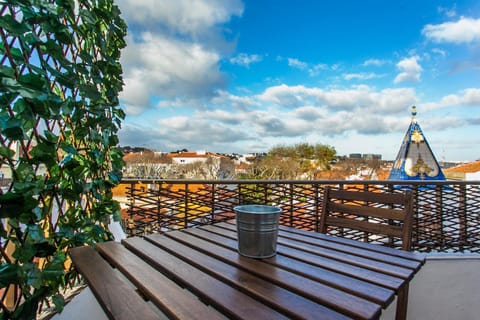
411;129;424;144
407;155;433;179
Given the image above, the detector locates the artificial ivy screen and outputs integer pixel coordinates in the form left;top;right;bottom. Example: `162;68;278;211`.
0;0;126;318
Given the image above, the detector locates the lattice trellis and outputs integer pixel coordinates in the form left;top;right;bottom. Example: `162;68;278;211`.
0;1;126;318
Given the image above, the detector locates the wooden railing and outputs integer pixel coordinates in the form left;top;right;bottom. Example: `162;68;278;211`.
118;179;480;254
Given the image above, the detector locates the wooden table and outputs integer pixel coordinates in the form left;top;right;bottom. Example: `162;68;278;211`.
70;221;425;320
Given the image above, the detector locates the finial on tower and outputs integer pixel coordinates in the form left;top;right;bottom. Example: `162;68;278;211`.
411;106;417;122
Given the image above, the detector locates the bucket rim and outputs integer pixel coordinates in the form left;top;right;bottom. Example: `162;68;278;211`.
233;204;282;214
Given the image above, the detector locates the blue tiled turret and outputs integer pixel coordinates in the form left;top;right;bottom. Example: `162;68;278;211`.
388;106;446;181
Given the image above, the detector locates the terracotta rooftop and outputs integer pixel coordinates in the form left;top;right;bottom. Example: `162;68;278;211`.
444;160;480;173
168;152;210;158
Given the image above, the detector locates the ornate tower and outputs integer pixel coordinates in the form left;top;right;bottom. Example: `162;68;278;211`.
388;106;446;181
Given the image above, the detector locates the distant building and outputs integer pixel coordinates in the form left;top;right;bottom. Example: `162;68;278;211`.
168;151;225;164
347;153;382;160
388;106;446;181
362;154;382;160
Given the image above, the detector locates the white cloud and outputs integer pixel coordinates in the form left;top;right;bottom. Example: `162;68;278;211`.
288;58;308;69
308;63;329;76
230;53;263;67
117;0;243;37
286;58;329;76
211;90;260;111
120;33;225;114
258;84;416;113
258;84;322;107
422;17;480;44
438;6;457;18
423;88;480;110
394;56;422;84
343;73;382;81
362;59;388;67
116;0;243;115
431;48;447;57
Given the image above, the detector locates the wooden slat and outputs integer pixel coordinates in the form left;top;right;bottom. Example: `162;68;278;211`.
154;231;382;320
328;202;406;221
328;189;406;204
325;215;404;238
277;232;415;279
69;246;161;320
95;241;224;320
278;224;426;264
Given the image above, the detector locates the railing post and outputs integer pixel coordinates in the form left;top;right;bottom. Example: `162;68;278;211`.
264;182;268;204
184;182;189;230
434;185;444;250
411;184;419;251
458;184;467;251
210;183;216;224
238;184;242;205
289;183;294;227
127;181;136;236
314;183;319;232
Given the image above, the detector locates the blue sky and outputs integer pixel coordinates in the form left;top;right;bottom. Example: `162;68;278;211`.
116;0;480;161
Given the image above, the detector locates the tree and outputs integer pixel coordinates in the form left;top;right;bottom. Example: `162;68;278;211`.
247;143;336;179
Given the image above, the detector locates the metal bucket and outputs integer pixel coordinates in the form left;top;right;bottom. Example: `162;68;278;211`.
234;205;282;258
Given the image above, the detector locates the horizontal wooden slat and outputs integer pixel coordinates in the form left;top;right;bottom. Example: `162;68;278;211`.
328;202;405;221
328;189;406;204
277;233;416;278
69;246;161;320
278;225;426;264
325;216;404;238
95;241;224;320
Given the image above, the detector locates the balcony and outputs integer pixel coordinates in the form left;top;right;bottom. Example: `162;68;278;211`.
53;179;480;320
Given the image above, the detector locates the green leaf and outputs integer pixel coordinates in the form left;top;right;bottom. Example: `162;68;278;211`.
33;242;56;258
0;14;30;35
12;245;36;263
0;193;27;219
29;141;56;166
0;77;43;99
26;265;42;288
0;146;15;159
28;225;46;242
0;263;20;288
52;294;65;313
0;118;25;140
0;65;15;78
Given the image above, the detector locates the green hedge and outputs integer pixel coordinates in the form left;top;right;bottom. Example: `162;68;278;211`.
0;1;126;318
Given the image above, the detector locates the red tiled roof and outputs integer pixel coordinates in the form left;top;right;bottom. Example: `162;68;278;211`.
168;152;227;159
168;152;210;158
444;161;480;173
